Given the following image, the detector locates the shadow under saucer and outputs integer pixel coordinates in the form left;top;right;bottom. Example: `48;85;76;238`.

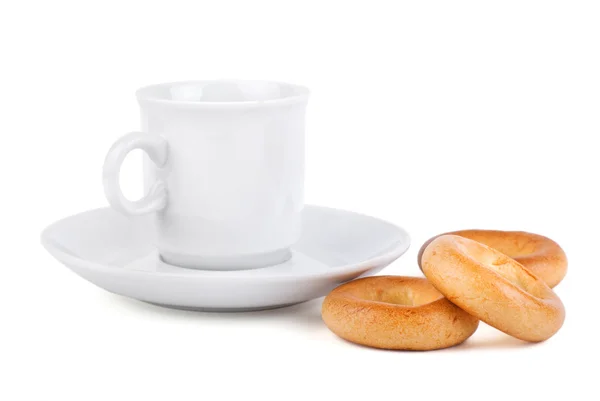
106;292;325;328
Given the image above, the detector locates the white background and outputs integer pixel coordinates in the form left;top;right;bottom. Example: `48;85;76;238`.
2;0;599;400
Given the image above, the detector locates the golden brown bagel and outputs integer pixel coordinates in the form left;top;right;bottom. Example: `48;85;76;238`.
422;235;565;342
321;276;479;350
418;230;567;288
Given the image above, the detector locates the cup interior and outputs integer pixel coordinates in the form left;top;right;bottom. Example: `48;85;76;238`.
137;80;308;104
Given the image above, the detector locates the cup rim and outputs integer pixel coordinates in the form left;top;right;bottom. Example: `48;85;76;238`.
136;80;310;109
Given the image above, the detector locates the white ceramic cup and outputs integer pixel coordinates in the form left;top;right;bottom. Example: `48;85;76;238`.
103;80;309;270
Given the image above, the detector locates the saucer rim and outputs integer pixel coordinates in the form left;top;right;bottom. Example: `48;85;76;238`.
41;205;411;281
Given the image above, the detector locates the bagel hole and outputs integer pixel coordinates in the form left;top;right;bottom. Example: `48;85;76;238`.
483;253;547;298
489;258;530;290
369;287;442;307
455;237;544;296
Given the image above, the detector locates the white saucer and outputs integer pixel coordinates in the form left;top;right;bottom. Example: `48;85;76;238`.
41;205;410;311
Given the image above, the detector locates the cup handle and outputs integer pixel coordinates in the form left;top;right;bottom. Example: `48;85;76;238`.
103;132;169;215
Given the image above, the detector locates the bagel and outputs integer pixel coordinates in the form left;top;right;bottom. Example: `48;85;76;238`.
421;235;565;342
418;230;567;287
321;276;479;350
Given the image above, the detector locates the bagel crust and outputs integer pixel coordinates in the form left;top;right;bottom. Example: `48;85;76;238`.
418;230;567;288
321;276;479;350
422;235;565;342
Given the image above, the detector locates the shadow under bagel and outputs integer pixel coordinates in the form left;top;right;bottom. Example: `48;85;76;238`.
453;329;541;351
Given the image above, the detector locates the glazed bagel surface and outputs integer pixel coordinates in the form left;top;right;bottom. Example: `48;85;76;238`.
421;235;565;342
321;276;479;350
418;230;567;288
